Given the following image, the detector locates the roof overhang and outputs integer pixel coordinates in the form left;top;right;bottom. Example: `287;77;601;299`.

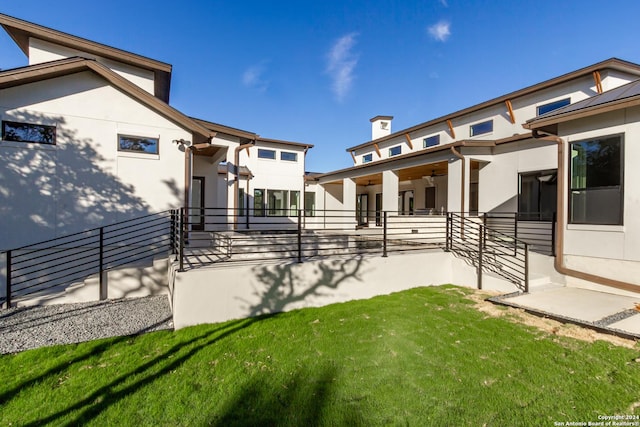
0;13;172;102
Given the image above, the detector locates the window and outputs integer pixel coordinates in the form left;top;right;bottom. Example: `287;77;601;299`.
118;134;159;154
362;153;373;163
470;120;493;136
304;192;316;217
254;189;265;217
238;188;245;217
518;170;557;221
389;145;401;156
258;149;276;159
267;190;288;216
537;98;570;116
280;151;298;162
289;191;300;215
570;134;623;225
2;120;56;145
423;135;440;148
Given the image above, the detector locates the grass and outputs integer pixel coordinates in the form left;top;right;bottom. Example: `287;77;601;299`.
1;285;639;426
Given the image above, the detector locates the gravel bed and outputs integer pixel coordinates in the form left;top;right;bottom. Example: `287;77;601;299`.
0;295;173;355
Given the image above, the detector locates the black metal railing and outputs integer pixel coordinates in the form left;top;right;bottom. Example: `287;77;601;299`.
447;212;529;292
1;210;176;307
175;207;448;270
484;211;556;256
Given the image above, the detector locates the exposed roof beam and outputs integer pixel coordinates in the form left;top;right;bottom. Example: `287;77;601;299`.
373;143;382;157
505;100;516;124
593;71;603;94
447;119;456;138
350;151;356;163
404;133;414;149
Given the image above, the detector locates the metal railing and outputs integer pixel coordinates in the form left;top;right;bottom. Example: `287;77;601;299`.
175;207;448;270
1;210;176;307
447;212;529;292
484;211;556;256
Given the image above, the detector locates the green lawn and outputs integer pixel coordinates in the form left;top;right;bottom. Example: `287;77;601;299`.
1;285;639;426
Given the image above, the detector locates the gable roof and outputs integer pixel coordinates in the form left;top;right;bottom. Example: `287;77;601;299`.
346;58;640;152
0;13;172;102
524;78;640;130
0;57;213;142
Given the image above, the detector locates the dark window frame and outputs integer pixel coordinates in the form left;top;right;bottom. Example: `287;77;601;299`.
389;145;401;157
257;149;276;160
254;189;265;217
118;134;159;155
569;133;624;225
517;169;557;221
537;98;571;116
362;153;373;163
280;151;298;162
2;120;56;145
470;120;493;137
423;135;440;148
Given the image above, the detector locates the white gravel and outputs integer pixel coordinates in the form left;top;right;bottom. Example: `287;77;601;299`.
0;295;173;354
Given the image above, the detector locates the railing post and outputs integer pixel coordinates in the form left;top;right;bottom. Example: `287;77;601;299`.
382;211;388;257
551;211;557;257
477;225;483;290
99;227;107;300
179;207;185;272
170;209;176;255
445;213;450;252
5;250;11;309
297;209;302;263
524;243;529;293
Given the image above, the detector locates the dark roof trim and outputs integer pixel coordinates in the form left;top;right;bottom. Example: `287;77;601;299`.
191;117;257;141
0;13;172;102
370;115;393;122
0;58;213;142
346;58;640;151
257;137;314;149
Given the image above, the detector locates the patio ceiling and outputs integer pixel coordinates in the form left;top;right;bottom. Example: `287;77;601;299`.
350;161;448;186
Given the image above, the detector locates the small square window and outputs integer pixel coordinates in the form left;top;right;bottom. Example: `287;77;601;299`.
2;120;56;145
118;134;159;154
362;153;373;163
423;135;440;148
470;120;493;137
537;98;571;116
258;149;276;159
280;151;298;162
389;145;401;156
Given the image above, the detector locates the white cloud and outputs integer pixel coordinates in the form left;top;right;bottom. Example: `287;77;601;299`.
326;33;359;102
242;63;269;92
439;0;448;6
428;20;451;42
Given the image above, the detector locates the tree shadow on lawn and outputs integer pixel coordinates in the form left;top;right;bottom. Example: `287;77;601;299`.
210;364;365;427
18;317;255;426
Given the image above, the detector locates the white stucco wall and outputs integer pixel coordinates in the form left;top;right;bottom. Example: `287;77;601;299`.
0;71;190;249
28;38;157;95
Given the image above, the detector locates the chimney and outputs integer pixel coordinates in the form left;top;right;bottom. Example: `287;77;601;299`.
370;115;393;140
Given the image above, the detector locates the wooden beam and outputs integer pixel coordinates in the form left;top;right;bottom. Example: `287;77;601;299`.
505;100;516;124
593;71;603;94
404;133;414;149
447;119;456;138
245;145;250;156
350;151;356;163
373;143;381;157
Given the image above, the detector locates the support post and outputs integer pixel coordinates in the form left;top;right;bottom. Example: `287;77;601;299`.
551;211;557;257
99;227;107;300
297;209;303;263
382;211;388;257
5;250;11;309
524;243;529;293
179;207;185;272
477;225;483;290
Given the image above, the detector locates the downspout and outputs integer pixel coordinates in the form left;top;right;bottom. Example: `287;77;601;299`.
233;140;255;229
532;130;639;293
450;146;466;216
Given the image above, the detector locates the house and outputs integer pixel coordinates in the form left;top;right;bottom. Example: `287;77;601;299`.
2;12;640;313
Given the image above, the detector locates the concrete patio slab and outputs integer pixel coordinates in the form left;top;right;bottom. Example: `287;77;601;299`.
609;314;640;335
505;287;639;322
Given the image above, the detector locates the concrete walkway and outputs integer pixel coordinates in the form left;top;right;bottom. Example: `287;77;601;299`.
492;286;640;339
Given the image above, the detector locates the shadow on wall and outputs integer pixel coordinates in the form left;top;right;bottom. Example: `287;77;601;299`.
243;255;365;317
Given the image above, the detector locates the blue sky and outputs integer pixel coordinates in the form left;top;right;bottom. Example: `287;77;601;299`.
2;1;640;172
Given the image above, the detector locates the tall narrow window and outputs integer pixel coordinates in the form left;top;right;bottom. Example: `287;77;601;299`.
267;190;288;216
2;120;56;145
570;135;623;225
238;188;245;217
289;191;300;215
304;192;316;217
254;189;265;217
